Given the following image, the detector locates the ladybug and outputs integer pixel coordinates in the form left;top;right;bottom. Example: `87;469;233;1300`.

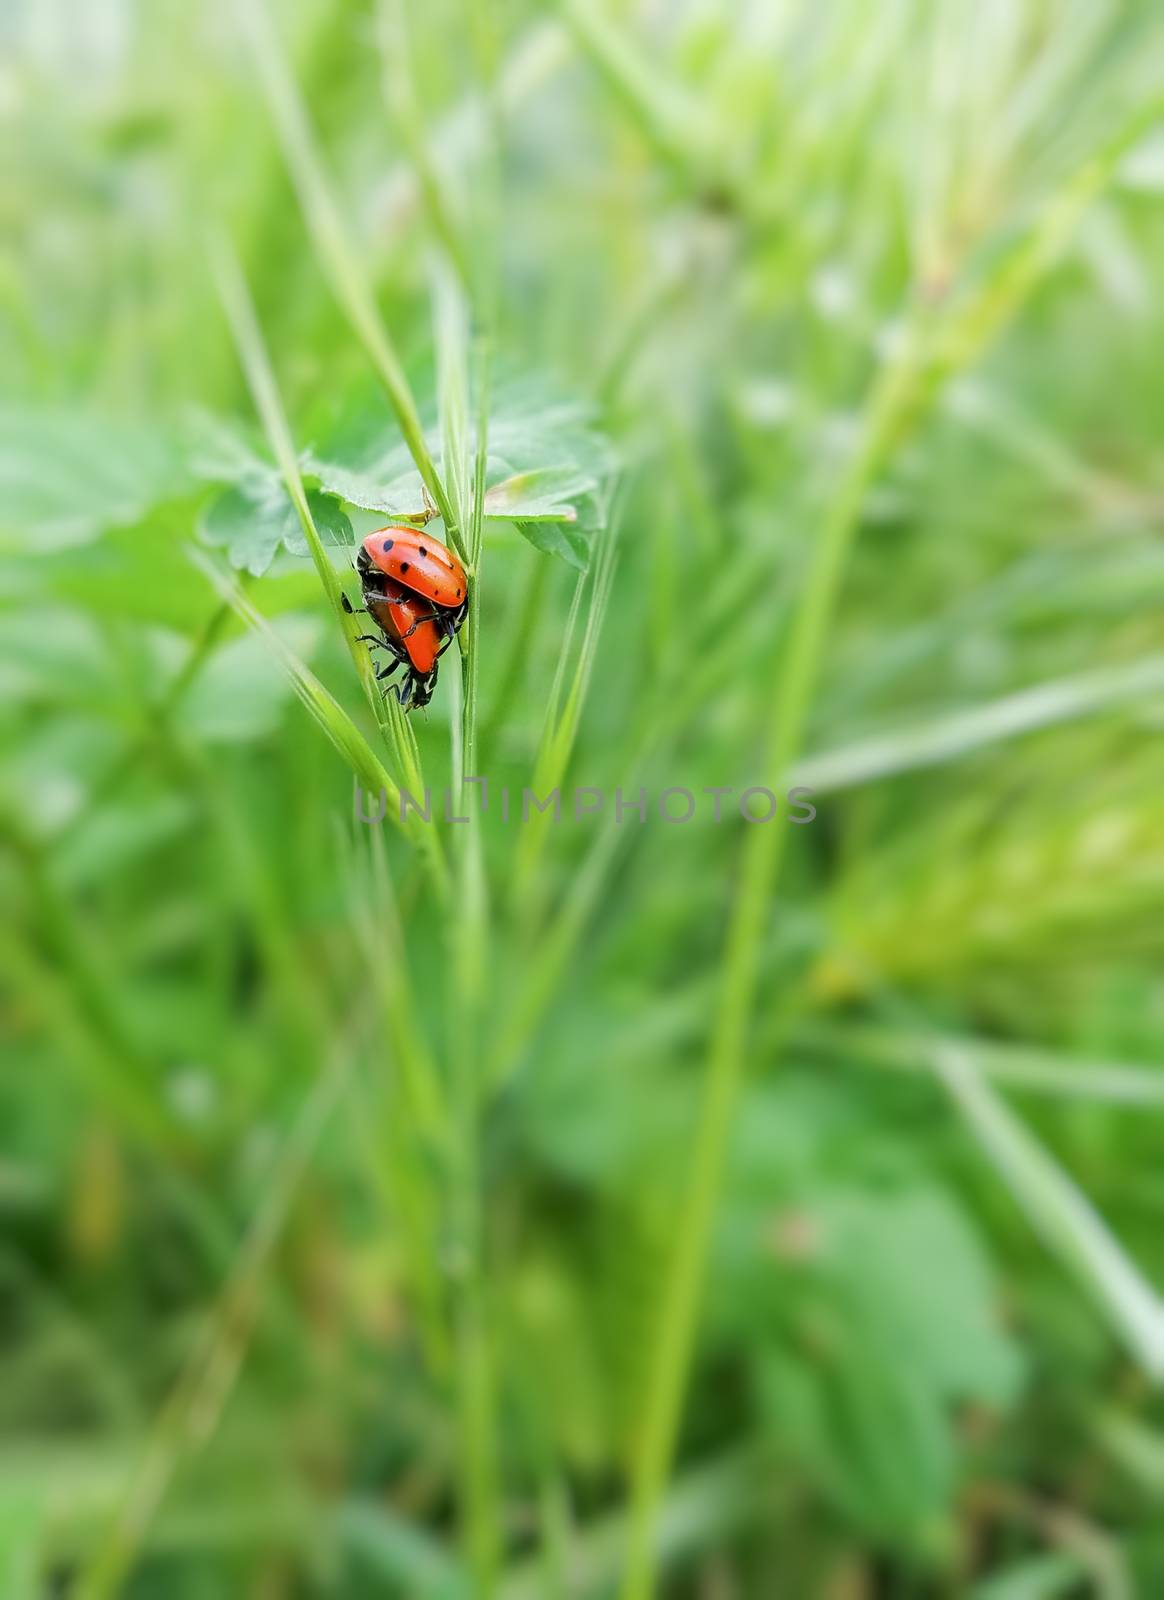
347;526;468;709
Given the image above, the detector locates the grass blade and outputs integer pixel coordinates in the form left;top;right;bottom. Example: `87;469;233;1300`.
236;0;460;541
189;548;448;891
938;1043;1164;1379
208;231;436;857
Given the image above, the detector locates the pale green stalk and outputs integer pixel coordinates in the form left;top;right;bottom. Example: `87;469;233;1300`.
235;0;460;543
938;1045;1164;1378
558;0;718;188
478;555;550;766
207;233;440;876
190;550;448;890
379;0;472;290
791;653;1164;796
619;93;1164;1597
440;266;500;1592
511;497;621;912
340;820;453;1374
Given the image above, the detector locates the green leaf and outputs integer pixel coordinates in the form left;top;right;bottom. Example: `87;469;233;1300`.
178;617;323;741
483;465;593;522
0;408;186;551
339;1501;468;1599
198;482;352;576
0;1480;44;1600
299;371;616;565
969;1553;1083;1600
718;1094;1022;1545
513;516;592;571
56;797;194;892
302;453;430;519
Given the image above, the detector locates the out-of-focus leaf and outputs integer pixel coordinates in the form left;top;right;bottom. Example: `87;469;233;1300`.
56;798;194;892
969;1552;1084;1600
178;617;323;741
337;1501;468;1599
183;408;272;488
751;1185;1020;1543
718;1095;1022;1545
0;609;112;706
0;409;186;551
1095;1409;1164;1499
0;1481;43;1600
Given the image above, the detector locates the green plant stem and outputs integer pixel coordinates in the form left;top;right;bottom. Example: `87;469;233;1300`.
557;0;717;189
619;91;1164;1597
618;329;919;1600
449;329;500;1596
237;0;460;545
191;549;448;891
379;0;472;290
478;553;549;767
208;230;440;883
510;494;621;918
208;235;379;697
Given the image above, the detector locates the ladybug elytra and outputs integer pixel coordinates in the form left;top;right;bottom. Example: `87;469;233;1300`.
348;526;468;709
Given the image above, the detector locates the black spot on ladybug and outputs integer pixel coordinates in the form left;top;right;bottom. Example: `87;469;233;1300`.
400;560;410;574
382;538;394;552
419;546;427;558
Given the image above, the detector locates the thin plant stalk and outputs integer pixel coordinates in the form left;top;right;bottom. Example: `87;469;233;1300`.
510;495;621;914
190;549;448;891
618;92;1164;1596
207;233;441;883
236;0;462;546
446;293;501;1594
617;327;920;1600
478;553;550;767
379;0;472;290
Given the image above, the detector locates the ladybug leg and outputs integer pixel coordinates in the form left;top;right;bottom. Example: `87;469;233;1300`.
399;611;441;641
422;603;466;651
376;659;403;683
355;633;388;648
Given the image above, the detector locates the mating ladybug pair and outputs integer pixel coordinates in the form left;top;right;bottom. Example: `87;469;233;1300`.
343;526;468;709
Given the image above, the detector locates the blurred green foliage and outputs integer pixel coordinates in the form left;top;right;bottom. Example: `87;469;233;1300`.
3;1;1164;1596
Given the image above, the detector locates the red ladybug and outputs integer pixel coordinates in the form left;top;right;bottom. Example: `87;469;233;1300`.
348;527;468;708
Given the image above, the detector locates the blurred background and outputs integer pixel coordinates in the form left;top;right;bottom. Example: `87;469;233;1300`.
4;1;1164;1595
